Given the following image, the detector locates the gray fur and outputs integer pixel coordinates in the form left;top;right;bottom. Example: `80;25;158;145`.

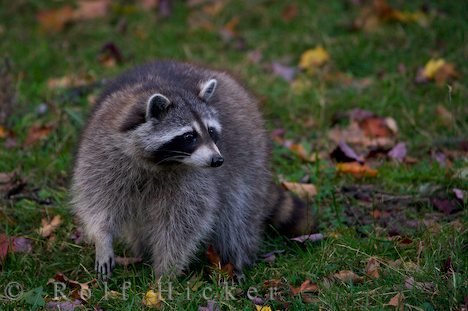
71;61;295;278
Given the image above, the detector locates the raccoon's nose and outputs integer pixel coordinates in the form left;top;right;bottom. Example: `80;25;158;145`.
210;156;224;167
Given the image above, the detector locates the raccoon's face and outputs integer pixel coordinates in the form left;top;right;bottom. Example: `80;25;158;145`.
125;79;224;168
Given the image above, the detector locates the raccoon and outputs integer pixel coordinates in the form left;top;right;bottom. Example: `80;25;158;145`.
71;61;314;278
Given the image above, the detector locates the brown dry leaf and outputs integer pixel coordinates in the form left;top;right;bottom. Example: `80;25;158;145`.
281;4;298;22
98;42;123;68
38;215;63;238
219;16;239;42
0;126;7;138
0;234;33;261
417;59;460;85
73;0;111;21
37;5;75;32
47;74;92;90
358;117;396;138
48;272;96;300
336;162;378;177
206;245;234;278
142;290;163;308
328;121;395;148
202;1;225;16
263;279;282;288
281;182;317;199
354;0;428;32
333;270;364;284
24;124;54;146
365;257;380;279
290;279;319;295
436;105;454;126
387;292;404;310
274;137;318;162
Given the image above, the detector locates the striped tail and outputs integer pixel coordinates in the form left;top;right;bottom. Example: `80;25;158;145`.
267;186;317;237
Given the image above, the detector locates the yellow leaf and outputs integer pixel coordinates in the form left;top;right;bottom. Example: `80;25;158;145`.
142;290;163;308
422;58;446;79
256;306;272;311
299;46;330;70
336;162;378;178
0;126;6;138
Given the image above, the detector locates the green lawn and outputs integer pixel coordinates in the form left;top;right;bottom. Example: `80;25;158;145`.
0;1;466;310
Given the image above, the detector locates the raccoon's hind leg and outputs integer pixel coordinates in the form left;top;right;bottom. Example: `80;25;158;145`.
212;214;262;278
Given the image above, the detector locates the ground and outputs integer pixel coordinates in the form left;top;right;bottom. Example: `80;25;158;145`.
0;1;466;310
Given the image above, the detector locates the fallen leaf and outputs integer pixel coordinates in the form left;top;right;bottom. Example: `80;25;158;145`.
73;0;111;20
206;245;234;278
271;62;296;82
416;59;460;84
290;233;324;243
261;250;285;263
0;234;33;261
290;279;319;295
45;299;83;311
198;300;220;311
332;270;364;284
330;141;364;163
453;188;464;201
0;172;26;197
0;126;7;138
47;74;92;90
387;292;404;311
281;4;298;22
422;59;446;79
263;279;282;288
358;117;395;138
388;142;407;162
353;0;428;32
281;182;317;199
24;124;54;146
142;290;163;308
47;273;95;299
38;215;63;238
255;305;272;311
436;105;454;126
404;277;435;292
158;0;172;17
328;121;395;148
336;162;378;177
37;6;75;32
219;16;239;42
365;257;380;279
431;198;459;215
98;42;123;67
299;46;330;72
202;2;225;16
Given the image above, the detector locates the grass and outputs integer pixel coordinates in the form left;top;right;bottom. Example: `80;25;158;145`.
0;0;467;310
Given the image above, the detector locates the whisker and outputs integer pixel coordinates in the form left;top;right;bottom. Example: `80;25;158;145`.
159;150;191;156
155;156;186;165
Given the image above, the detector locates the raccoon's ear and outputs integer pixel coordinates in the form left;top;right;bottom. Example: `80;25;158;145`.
199;79;217;101
146;93;171;120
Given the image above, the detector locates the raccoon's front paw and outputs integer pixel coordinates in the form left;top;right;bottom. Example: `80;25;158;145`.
95;252;115;279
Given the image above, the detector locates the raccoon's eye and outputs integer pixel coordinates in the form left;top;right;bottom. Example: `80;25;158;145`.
208;127;219;142
183;131;197;142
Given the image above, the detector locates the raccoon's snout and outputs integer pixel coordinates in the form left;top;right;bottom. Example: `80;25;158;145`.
210;155;224;167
